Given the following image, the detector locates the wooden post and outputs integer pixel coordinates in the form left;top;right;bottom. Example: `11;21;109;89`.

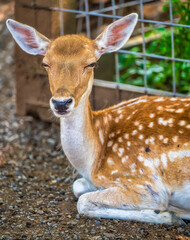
14;0;76;121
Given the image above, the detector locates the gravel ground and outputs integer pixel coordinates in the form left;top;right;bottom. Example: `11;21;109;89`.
0;2;190;240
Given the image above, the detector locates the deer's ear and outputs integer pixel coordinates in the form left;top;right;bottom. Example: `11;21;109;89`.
94;13;138;59
6;19;50;56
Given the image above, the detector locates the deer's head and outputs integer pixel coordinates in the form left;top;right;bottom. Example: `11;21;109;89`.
6;14;138;117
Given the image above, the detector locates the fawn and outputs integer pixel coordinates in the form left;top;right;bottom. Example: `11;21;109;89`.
7;13;190;224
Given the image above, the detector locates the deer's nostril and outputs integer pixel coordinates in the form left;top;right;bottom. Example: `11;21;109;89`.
65;98;73;107
52;98;56;105
67;98;73;104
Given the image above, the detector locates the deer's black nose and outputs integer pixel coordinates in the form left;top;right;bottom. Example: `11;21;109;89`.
52;98;73;111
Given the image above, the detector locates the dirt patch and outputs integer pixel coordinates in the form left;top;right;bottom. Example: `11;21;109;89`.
0;2;190;240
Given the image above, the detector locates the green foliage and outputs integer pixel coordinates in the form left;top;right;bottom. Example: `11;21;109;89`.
118;0;190;94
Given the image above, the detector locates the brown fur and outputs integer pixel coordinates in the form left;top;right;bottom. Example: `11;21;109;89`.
91;96;190;205
43;35;97;107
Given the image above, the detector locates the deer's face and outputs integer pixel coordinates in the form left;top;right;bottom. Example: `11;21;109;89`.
6;14;138;118
42;36;97;117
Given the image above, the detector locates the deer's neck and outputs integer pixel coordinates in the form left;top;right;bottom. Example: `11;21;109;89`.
60;97;101;181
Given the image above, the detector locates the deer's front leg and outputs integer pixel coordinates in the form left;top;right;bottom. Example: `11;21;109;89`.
77;186;183;224
73;178;97;198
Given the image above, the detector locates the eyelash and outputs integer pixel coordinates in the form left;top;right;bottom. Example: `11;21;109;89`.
41;62;50;68
85;62;97;69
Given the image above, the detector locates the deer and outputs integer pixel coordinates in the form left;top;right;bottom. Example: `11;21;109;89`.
6;13;190;225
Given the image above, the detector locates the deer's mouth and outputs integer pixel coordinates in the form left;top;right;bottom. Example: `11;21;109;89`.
55;110;70;115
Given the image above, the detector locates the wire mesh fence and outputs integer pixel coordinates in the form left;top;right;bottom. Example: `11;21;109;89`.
23;0;190;97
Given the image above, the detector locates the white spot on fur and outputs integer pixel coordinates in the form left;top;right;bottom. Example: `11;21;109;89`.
118;148;124;157
149;113;155;118
107;157;114;165
170;97;177;101
161;153;167;168
154;98;164;102
139;134;144;140
166;108;175;113
134;121;139;126
168;150;190;162
139;169;144;174
178;130;184;134
157;106;163;110
186;124;190;129
122;156;128;164
128;179;132;182
127;141;131;147
179;120;186;126
137;155;144;162
143;158;155;170
130;163;136;173
109;132;115;138
138;124;143;131
158;117;173;126
176;109;184;113
111;169;118;175
148;122;154;128
107;140;113;147
112;143;118;152
118;137;123;143
118;109;122;114
99;130;104;145
159;135;164;140
172;136;178;143
132;130;138;135
163;138;169;144
115;117;119;123
145;137;155;145
154;158;160;167
124;133;129;139
180;98;187;101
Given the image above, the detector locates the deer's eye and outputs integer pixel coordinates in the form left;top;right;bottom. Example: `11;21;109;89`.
41;62;50;68
85;62;97;69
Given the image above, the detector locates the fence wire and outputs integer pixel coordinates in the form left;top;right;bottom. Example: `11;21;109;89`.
23;0;190;97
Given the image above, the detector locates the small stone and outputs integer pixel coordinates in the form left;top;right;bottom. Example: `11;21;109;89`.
70;221;77;225
26;222;31;228
36;210;44;215
104;233;115;238
36;200;43;206
47;138;56;145
177;227;185;232
95;220;101;225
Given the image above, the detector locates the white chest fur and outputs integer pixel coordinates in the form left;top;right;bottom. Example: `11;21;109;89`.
60;99;99;180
